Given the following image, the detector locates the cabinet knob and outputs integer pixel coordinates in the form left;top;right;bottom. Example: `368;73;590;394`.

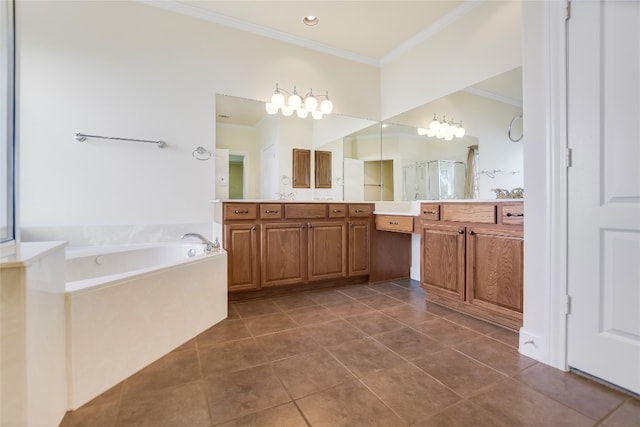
332;209;343;213
458;229;464;234
468;230;475;235
233;209;249;214
251;226;256;231
424;210;436;214
506;212;524;217
264;209;279;214
389;221;399;225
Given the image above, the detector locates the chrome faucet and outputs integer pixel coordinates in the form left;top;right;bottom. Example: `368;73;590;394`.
180;233;219;254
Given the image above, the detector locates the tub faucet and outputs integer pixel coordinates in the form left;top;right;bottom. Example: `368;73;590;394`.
181;233;219;254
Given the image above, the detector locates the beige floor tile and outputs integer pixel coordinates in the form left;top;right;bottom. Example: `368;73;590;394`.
242;312;297;336
286;304;339;326
373;327;447;360
416;317;482;346
413;399;510;427
345;311;405;335
217;403;308;427
602;397;640;427
195;318;252;346
254;328;321;362
455;336;537;376
123;349;200;397
302;318;367;347
198;337;267;378
380;304;439;327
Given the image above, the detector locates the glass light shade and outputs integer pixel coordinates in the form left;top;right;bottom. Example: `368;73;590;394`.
439;118;450;132
265;102;278;114
320;99;333;114
312;110;323;120
455;123;466;138
429;114;440;131
288;93;302;109
417;127;428;136
304;95;318;111
296;108;308;118
426;128;436;137
271;92;285;108
436;130;444;139
449;121;458;133
444;133;454;141
281;106;293;116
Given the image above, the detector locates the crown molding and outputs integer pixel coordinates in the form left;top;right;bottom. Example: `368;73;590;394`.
137;0;381;67
380;0;482;67
463;86;523;107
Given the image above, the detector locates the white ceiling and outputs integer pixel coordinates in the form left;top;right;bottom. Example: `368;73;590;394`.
172;0;468;64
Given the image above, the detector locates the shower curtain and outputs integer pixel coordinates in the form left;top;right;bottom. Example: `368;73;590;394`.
464;145;479;199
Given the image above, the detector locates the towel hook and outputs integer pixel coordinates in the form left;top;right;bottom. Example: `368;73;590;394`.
508;113;523;142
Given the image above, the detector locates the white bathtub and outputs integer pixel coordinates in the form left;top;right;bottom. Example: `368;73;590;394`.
65;243;227;409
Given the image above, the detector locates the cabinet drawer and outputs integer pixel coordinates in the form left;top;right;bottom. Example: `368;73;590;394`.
349;204;373;217
260;204;282;219
285;203;327;219
501;203;524;225
375;215;413;233
224;204;257;220
328;204;347;218
442;204;496;224
420;204;440;221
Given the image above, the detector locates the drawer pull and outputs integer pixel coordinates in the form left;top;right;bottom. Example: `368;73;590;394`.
233;209;249;214
389;221;399;225
423;210;437;214
468;230;475;235
506;212;524;217
264;209;279;214
458;229;464;234
332;209;343;213
355;209;367;213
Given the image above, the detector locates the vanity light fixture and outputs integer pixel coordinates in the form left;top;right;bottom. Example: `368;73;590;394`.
417;114;466;140
265;83;333;120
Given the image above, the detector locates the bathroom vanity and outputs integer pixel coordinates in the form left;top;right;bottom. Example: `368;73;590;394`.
417;201;524;330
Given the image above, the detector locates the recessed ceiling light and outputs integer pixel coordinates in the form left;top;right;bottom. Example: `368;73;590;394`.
302;15;319;26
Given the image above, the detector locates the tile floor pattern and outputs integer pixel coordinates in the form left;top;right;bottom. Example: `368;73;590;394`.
60;279;640;427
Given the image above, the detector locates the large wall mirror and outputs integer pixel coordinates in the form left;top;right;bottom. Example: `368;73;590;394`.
215;67;523;202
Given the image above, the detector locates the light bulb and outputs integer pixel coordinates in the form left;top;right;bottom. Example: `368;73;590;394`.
304;90;318;111
444;133;454;141
320;98;333;114
426;128;436;137
312;110;323;120
417;128;428;136
296;108;308;118
265;102;278;114
271;84;285;107
288;87;302;109
455;122;466;138
449;119;458;133
436;130;444;139
429;114;440;131
440;116;449;132
281;106;293;116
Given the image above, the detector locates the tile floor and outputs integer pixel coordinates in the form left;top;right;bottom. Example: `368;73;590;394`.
60;279;640;427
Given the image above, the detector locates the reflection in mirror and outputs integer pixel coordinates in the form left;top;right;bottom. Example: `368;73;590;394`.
385;67;523;200
216;94;378;201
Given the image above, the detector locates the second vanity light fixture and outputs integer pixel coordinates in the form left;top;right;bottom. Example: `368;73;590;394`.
417;114;466;140
265;83;333;120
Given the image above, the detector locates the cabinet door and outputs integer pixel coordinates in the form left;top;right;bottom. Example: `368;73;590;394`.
348;220;370;276
224;224;260;292
314;150;332;188
292;148;311;188
466;227;523;314
261;222;306;287
421;223;466;301
308;221;347;281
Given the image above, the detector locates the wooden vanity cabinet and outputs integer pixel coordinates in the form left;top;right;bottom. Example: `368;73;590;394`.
292;149;311;188
420;202;524;330
223;202;373;293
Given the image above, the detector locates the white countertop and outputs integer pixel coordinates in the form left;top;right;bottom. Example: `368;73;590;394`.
0;241;67;268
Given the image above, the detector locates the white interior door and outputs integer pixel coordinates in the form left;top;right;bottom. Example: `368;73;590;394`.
567;0;640;394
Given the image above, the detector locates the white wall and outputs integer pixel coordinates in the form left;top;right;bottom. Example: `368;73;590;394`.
216;124;261;199
17;1;379;234
380;1;522;120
